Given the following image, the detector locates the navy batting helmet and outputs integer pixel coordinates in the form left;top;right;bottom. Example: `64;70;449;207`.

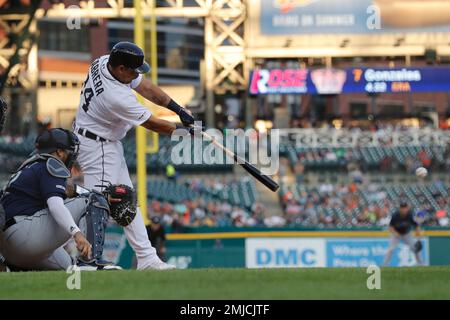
108;41;150;74
35;128;80;169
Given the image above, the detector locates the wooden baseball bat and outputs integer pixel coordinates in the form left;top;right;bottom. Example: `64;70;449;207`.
199;130;279;192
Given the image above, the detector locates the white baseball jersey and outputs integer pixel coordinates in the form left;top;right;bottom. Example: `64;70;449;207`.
74;55;152;141
74;55;162;270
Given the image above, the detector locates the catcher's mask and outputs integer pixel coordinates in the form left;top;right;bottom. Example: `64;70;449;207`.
35;128;80;169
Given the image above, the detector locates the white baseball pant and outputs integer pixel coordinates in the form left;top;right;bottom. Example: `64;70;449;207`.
0;197;88;270
383;233;423;266
76;133;160;270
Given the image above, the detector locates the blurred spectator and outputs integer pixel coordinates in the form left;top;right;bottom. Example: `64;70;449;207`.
294;162;305;185
170;214;185;233
417;149;432;169
348;162;364;184
380;156;393;172
264;215;286;227
436;209;449;226
279;181;448;228
146;216;167;262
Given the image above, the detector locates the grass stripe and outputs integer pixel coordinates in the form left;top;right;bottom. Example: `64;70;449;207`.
167;230;450;240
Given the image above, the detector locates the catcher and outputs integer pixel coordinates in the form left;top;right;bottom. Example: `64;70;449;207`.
0;128;125;271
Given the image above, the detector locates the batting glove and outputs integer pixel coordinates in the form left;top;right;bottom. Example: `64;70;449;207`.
167;99;194;127
178;108;195;127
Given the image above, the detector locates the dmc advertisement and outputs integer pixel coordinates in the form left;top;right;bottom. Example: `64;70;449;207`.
260;0;450;35
245;238;429;268
246;238;326;268
249;67;450;95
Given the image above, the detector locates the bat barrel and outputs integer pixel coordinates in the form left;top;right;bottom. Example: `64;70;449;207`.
199;130;279;192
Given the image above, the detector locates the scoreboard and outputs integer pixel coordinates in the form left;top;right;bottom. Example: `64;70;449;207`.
249;67;450;95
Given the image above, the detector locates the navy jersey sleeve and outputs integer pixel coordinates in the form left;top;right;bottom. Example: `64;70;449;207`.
39;167;67;200
409;213;418;228
389;213;398;227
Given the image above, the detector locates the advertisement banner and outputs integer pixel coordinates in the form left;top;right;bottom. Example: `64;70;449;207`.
245;237;429;268
102;225;135;269
327;238;429;267
249;67;450;95
261;0;450;35
245;238;326;268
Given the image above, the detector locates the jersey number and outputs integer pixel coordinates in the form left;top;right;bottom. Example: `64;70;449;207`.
4;170;22;191
81;75;94;113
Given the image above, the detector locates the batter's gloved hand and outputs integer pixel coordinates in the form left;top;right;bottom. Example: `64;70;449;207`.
178;108;195;127
0;96;8;133
167;99;195;127
103;184;137;227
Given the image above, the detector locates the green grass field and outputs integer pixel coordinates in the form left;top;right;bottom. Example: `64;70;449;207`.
1;267;450;299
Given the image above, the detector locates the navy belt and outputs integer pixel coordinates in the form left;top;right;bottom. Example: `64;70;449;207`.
77;128;108;142
2;217;16;232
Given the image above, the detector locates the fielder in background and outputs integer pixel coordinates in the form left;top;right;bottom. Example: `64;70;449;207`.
73;41;194;270
0;128;118;271
383;201;424;266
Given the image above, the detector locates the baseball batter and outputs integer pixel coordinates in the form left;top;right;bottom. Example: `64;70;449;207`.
73;41;194;270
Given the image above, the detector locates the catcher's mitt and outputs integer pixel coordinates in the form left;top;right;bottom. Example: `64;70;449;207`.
103;184;137;226
414;240;423;253
0;96;8;133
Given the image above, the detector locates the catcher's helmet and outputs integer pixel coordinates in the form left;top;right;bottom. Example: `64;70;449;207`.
108;41;150;74
35;128;80;169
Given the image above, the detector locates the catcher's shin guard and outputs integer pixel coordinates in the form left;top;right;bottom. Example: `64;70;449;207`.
85;192;110;260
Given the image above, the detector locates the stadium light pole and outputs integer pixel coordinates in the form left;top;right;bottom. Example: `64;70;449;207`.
147;0;159;155
134;0;149;226
150;0;158;86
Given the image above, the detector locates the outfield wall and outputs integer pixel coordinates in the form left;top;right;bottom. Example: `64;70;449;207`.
103;227;450;269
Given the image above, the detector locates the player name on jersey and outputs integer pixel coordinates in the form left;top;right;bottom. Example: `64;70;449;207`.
90;59;105;96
